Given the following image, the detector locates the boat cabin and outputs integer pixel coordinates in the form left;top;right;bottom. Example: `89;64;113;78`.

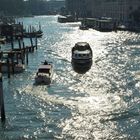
73;50;92;59
38;65;52;74
72;42;92;59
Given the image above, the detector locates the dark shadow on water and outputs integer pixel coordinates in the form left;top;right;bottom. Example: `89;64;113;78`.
33;82;51;86
71;61;92;74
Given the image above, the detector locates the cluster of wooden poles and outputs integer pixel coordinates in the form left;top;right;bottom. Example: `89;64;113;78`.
0;34;39;122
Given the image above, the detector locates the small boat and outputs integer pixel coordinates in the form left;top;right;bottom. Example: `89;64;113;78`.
79;24;89;30
35;61;53;85
71;42;93;74
58;15;76;23
0;61;25;73
0;37;6;44
23;30;43;38
58;15;67;23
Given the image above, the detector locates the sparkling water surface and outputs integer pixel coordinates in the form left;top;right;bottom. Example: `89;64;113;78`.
0;15;140;140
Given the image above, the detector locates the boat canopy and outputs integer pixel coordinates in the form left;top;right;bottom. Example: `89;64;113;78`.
38;65;52;73
72;42;92;55
39;65;51;69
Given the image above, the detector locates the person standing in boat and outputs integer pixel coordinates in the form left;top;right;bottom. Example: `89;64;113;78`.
44;60;48;65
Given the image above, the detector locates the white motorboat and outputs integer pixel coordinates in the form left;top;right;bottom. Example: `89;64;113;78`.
35;61;53;85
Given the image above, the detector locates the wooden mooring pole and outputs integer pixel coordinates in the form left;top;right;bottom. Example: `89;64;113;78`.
7;58;10;78
0;73;5;122
8;52;15;74
30;37;34;52
35;37;38;50
11;36;14;50
26;47;28;65
18;38;21;50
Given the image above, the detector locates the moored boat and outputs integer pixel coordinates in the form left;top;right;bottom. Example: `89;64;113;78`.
0;37;6;44
35;61;53;85
71;42;93;74
0;61;25;73
79;24;89;30
23;30;43;38
58;15;76;23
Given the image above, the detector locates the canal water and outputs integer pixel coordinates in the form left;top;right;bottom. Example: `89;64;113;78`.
1;15;140;139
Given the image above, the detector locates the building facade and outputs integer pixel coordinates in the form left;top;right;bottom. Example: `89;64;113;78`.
65;0;140;23
65;0;88;17
88;0;140;23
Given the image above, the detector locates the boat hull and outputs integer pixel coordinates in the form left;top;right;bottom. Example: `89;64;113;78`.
35;76;51;85
72;59;92;74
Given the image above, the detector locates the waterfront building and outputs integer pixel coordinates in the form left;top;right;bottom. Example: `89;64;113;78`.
89;0;140;24
47;0;65;14
65;0;88;17
65;0;140;24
